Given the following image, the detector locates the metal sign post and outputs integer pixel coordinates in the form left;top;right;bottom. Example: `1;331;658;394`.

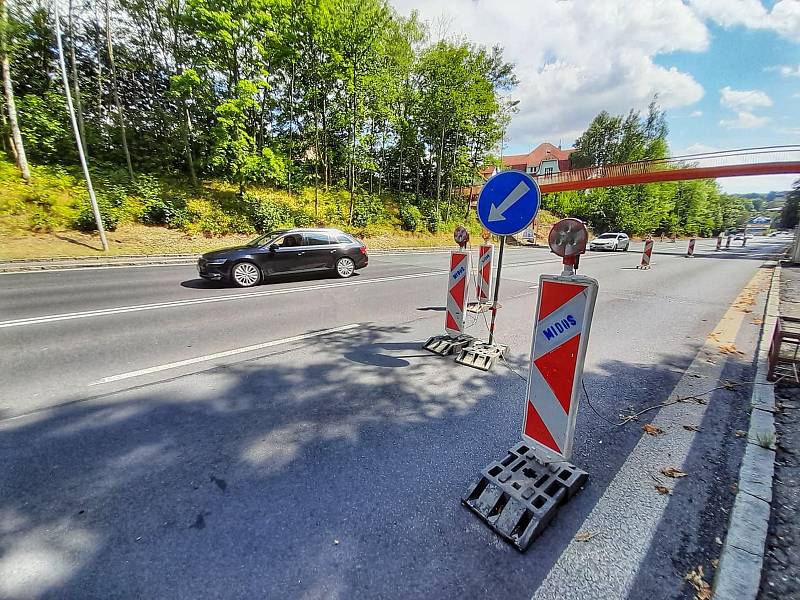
462;218;594;551
455;171;541;371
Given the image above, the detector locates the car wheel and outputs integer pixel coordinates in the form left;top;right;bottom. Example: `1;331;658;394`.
231;261;261;287
335;256;356;278
623;243;628;251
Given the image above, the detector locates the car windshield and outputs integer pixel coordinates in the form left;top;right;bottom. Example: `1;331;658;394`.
245;231;287;247
597;233;617;239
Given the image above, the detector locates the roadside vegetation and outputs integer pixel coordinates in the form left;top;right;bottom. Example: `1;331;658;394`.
0;0;791;260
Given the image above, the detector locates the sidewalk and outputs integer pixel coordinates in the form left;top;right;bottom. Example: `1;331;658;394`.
759;262;800;599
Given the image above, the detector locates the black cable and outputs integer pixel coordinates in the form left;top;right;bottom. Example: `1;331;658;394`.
582;379;623;426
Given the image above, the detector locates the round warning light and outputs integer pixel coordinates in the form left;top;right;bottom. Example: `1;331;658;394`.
454;225;470;248
548;218;588;258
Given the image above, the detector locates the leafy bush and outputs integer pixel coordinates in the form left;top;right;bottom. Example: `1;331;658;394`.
141;196;184;226
292;207;315;227
28;210;59;232
73;195;119;232
132;174;163;203
351;194;385;228
242;193;293;232
398;203;422;232
419;199;441;233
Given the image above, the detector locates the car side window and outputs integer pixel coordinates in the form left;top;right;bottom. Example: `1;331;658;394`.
304;232;331;246
336;234;354;244
276;234;302;248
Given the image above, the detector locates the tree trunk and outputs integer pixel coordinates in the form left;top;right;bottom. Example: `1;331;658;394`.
435;125;445;217
105;0;133;179
183;103;197;187
321;91;329;190
348;61;357;226
1;0;29;182
93;3;104;121
68;0;88;159
287;59;295;198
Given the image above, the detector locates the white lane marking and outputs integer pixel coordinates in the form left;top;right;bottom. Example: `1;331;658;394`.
0;271;446;329
89;323;359;385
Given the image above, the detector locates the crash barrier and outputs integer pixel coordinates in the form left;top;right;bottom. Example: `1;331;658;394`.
686;238;696;258
767;315;800;382
423;250;473;356
638;239;653;269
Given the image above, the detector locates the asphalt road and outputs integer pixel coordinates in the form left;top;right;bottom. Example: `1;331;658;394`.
0;237;790;599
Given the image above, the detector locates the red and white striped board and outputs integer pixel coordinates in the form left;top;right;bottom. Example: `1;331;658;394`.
687;238;696;257
640;239;653;269
523;274;598;461
446;250;471;337
477;244;493;303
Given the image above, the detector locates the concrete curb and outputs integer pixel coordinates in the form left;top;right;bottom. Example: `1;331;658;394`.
713;261;780;600
0;246;494;273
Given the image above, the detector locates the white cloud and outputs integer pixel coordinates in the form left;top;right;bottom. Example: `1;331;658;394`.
689;0;800;41
689;110;703;117
719;111;770;129
676;143;720;155
389;0;707;146
766;64;800;77
720;86;773;111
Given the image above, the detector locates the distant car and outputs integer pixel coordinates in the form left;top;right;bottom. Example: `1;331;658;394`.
198;228;368;287
589;232;630;251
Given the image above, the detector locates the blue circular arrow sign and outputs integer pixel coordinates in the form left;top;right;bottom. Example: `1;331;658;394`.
477;171;541;236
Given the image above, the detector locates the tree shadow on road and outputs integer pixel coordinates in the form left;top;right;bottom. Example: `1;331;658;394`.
0;323;756;600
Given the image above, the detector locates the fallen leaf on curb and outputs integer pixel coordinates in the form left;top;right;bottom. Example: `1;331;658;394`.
655;485;671;495
730;483;738;494
711;559;719;569
719;343;744;355
683;424;701;432
661;467;687;478
721;380;737;390
685;565;712;600
734;430;746;437
689;373;702;378
574;531;598;542
642;424;664;436
715;536;723;545
752;318;763;325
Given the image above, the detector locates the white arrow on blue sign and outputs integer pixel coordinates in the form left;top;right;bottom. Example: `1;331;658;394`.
477;170;541;236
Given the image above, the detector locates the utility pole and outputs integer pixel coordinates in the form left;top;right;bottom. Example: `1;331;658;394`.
55;2;108;251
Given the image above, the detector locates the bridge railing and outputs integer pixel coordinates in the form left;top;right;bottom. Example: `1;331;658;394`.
533;145;800;188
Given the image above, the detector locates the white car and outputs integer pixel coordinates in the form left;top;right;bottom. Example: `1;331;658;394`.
589;232;630;251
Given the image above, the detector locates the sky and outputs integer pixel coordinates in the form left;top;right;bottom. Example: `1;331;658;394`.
389;0;800;194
